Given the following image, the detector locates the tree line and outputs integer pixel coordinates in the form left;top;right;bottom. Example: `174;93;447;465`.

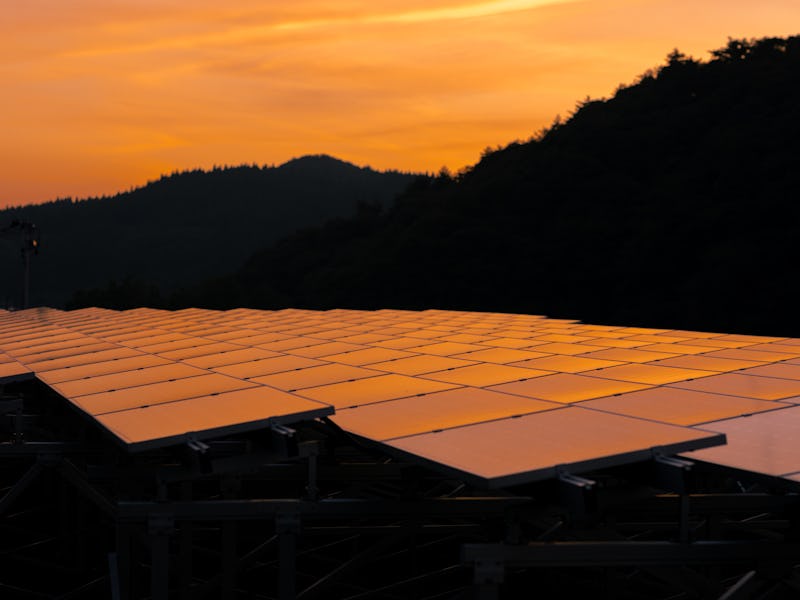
70;36;800;336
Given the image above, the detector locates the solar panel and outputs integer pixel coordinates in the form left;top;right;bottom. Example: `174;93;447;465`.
10;342;120;363
531;333;597;344
680;338;756;349
257;337;324;351
286;341;366;358
406;341;486;356
490;373;651;404
226;333;297;346
213;356;323;378
371;337;434;349
733;363;800;380
745;343;800;356
92;384;328;451
124;333;191;348
104;330;175;343
696;348;794;362
576;348;682;362
157;342;242;360
637;342;735;355
385;407;724;488
400;329;451;340
250;364;383;391
72;374;258;415
453;347;552;363
586;364;717;385
670;373;800;401
421;364;550;386
296;374;459;408
135;338;216;354
582;387;784;426
645;355;764;372
577;338;646;349
334;333;399;345
7;306;800;485
183;348;281;368
9;337;102;358
2;332;85;350
332;387;560;441
320;348;416;366
36;355;172;384
366;355;477;376
509;355;624;373
683;406;800;478
50;363;208;397
0;360;33;383
24;347;144;372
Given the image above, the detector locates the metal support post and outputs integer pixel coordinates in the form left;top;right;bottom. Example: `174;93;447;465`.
653;454;694;542
179;482;193;600
302;443;319;501
149;515;174;600
679;492;691;543
308;453;318;501
222;521;237;599
221;476;240;600
473;554;504;600
108;552;122;600
115;524;133;600
277;512;301;600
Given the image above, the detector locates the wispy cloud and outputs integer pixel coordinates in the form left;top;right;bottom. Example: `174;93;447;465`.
58;0;577;59
276;0;577;29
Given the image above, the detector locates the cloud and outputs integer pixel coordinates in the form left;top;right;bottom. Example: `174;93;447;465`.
276;0;578;29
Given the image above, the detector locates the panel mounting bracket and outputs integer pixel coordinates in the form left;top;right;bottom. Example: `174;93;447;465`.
184;435;212;474
557;470;596;490
270;423;296;437
653;453;693;494
557;468;597;519
269;422;298;458
186;437;210;454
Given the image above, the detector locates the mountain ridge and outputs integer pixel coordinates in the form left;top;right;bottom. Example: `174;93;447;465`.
142;35;800;336
0;156;417;307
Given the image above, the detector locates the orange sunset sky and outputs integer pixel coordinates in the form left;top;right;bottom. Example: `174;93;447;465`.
1;0;798;208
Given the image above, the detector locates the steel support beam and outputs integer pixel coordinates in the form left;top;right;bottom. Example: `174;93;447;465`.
118;496;528;521
58;459;117;518
0;462;42;515
718;570;758;600
462;541;800;568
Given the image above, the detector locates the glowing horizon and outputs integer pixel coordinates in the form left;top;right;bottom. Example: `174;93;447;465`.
1;1;798;207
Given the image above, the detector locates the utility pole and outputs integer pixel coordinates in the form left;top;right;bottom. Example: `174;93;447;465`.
1;220;40;309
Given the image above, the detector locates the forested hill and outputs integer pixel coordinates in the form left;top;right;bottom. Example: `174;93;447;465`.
0;155;416;307
73;36;800;335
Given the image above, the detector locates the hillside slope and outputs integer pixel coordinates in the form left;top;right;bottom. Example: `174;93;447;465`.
0;156;416;307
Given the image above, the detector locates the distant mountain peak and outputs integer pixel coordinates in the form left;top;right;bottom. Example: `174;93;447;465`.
278;154;373;174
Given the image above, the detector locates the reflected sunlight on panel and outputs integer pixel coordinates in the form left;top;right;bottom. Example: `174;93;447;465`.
4;306;800;486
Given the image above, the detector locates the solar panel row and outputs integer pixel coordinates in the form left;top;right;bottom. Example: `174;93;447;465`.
1;306;797;486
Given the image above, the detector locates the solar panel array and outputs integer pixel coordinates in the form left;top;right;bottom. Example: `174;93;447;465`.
1;306;798;486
